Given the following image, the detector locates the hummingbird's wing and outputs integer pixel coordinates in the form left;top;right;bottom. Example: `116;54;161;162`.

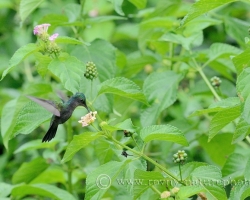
56;90;69;103
27;96;61;117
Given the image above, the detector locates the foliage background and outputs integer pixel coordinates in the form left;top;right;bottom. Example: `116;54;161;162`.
1;0;250;199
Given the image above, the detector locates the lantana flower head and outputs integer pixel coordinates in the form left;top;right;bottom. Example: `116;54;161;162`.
78;111;97;127
33;23;51;35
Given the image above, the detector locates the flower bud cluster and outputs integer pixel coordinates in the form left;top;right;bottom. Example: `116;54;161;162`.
160;187;180;199
173;150;187;163
84;61;98;80
210;76;222;88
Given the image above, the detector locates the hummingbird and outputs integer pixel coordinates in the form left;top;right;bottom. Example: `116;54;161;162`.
27;93;89;142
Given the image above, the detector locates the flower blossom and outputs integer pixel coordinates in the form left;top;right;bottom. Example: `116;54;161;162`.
78;111;97;127
49;33;59;41
33;23;51;35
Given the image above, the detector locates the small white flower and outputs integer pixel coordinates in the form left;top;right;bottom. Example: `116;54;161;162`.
78;111;97;127
160;191;171;198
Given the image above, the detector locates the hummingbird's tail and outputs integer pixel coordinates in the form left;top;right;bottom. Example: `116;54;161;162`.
42;122;58;142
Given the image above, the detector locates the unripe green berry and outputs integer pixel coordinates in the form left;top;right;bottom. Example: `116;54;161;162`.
84;61;98;80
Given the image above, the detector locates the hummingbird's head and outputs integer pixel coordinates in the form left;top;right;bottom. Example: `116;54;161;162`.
74;93;90;112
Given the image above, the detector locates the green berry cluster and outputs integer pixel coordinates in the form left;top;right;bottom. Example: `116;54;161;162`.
84;61;98;80
210;76;222;88
173;150;187;164
46;43;60;55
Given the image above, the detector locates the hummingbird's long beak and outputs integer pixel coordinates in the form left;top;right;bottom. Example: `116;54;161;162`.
85;105;90;113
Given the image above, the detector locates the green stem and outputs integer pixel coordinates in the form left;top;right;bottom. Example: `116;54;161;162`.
179;163;183;182
191;57;221;101
90;80;93;101
169;42;174;70
24;61;33;82
150;185;162;196
110;136;182;184
66;118;73;194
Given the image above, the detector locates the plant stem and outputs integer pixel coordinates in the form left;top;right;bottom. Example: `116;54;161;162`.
110;136;182;184
191;57;221;101
169;42;174;70
90;80;93;101
150;185;162;195
24;61;33;82
66;118;73;194
179;163;183;181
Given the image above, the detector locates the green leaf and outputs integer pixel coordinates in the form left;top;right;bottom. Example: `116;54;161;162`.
207;43;242;64
1;99;17;149
71;39;117;82
222;153;247;179
30;167;65;184
1;43;38;81
198;134;235;166
244;157;250;180
183;16;222;35
14;139;58;154
122;158;147;195
140;125;188;146
178;185;206;199
11;101;52;138
63;3;80;22
55;36;89;45
224;17;249;48
242;94;250;124
0;182;13;198
48;56;85;93
85;160;129;200
101;118;137;133
230;185;250;200
61;132;102;163
133;169;164;199
233;48;250;75
19;0;45;22
128;0;146;9
209;97;241;109
98;77;148;104
122;54;157;78
203;185;227;200
109;0;124;16
180;162;208;180
160;31;203;50
12;158;49;184
34;53;52;78
141;71;181;126
94;139;119;164
138;17;179;51
181;0;238;26
189;97;241;117
191;165;222;181
233;117;250;143
208;105;241;141
180;165;227;199
12;183;76;200
86;15;127;23
237;68;250;99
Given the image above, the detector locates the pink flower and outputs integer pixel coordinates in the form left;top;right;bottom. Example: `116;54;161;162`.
78;111;97;127
88;9;99;17
49;33;59;41
33;23;51;35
